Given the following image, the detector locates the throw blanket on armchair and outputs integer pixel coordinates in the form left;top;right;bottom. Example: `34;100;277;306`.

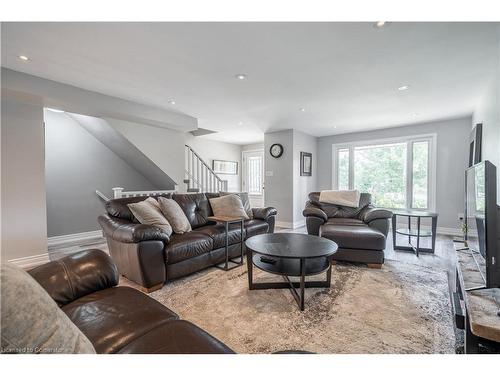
319;190;361;208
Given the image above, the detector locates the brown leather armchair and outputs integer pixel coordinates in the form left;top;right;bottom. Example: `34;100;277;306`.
28;249;234;354
98;193;277;292
303;192;392;267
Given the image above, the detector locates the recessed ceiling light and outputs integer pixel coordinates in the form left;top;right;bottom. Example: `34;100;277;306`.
398;85;410;91
300;108;306;112
333;126;337;129
168;99;176;105
375;21;386;28
235;74;247;80
18;55;29;61
238;121;243;126
46;108;64;113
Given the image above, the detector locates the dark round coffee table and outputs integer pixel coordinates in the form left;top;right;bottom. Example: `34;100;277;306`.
245;233;338;311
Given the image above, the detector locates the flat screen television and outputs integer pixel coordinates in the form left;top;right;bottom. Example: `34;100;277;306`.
465;160;500;288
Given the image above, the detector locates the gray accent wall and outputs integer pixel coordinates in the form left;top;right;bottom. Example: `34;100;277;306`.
45;110;159;236
317;117;471;229
1;98;48;261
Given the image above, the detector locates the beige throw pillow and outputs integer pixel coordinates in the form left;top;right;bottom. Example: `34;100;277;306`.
1;262;96;354
220;192;253;219
157;197;192;234
209;194;249;219
127;197;173;236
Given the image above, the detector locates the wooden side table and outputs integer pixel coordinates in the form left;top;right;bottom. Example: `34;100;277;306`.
207;215;245;271
391;210;438;257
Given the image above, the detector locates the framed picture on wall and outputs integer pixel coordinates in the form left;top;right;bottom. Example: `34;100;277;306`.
212;159;238;175
300;152;312;176
469;123;482;167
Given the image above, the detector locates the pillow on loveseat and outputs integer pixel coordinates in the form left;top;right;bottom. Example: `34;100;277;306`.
0;262;96;354
220;192;253;219
209;194;249;219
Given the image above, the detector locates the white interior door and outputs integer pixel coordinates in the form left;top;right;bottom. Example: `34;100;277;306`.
242;150;264;208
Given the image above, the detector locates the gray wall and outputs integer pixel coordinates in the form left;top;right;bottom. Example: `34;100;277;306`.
293;130;317;225
317;117;471;229
264;130;294;224
45;110;158;236
1;98;48;261
473;34;500;204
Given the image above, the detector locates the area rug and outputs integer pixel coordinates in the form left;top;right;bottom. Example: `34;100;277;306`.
150;260;455;354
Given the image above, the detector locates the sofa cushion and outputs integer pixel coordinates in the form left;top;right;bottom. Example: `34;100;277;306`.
105;195;171;222
172;193;212;229
209;194;249;219
62;286;178;354
127;197;173;236
194;223;244;249
165;232;214;264
244;219;269;238
1;262;95;354
117;320;234;354
326;218;365;226
158;197;192;234
320;223;386;251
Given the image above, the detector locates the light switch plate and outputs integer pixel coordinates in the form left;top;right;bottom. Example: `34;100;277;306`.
265;171;274;177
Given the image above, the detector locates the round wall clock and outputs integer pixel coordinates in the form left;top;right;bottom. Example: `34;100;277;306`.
270;143;284;158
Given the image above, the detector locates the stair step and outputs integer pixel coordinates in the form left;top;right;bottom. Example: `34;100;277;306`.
183;179;190;184
187;188;200;193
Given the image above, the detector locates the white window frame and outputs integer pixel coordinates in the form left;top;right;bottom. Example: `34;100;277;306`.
332;133;437;211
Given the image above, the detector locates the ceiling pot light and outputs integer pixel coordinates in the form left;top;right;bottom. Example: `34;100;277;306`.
238;121;243;126
398;85;410;91
18;55;29;61
375;21;386;28
235;74;247;80
300;108;306;112
168;99;176;105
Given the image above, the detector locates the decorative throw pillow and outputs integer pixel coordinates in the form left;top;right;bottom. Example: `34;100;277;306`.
0;262;96;354
157;197;192;234
127;197;173;236
220;192;253;219
209;194;249;219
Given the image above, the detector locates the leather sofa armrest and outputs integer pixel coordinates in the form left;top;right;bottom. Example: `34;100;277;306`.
252;207;277;220
98;214;170;244
360;208;393;223
28;249;119;306
302;207;328;223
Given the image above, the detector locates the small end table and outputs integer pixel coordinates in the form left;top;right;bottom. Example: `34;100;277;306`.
207;215;245;271
391;210;438;257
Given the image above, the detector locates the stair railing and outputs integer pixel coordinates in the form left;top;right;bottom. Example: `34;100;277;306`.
185;144;228;193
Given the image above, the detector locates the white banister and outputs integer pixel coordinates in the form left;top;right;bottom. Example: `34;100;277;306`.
184;144;228;193
112;187;176;199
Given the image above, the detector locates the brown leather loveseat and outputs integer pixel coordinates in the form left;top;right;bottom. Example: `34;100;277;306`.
28;249;234;354
98;192;277;292
303;192;392;267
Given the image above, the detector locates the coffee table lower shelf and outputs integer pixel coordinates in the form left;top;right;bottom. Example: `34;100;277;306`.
247;253;332;311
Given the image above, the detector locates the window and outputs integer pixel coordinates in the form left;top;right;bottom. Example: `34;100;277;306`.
332;134;436;210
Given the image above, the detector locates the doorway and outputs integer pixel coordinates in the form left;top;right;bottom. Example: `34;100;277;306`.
242;149;264;208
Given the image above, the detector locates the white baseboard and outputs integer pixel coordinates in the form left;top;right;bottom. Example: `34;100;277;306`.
9;230;106;270
47;230;104;249
276;220;306;229
9;253;51;270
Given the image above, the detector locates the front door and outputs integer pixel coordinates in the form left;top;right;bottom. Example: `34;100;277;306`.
242;150;264;208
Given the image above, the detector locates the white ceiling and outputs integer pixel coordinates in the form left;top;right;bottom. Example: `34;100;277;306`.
2;22;499;144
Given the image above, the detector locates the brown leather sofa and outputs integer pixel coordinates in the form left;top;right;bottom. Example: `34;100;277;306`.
28;249;234;354
302;192;392;267
98;192;277;292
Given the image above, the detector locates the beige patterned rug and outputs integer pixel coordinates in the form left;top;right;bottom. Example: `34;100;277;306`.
150;260;455;354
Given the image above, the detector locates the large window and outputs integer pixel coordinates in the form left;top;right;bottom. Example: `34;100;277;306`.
333;134;436;210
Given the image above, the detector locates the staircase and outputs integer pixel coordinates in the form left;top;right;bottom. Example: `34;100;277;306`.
184;144;228;193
